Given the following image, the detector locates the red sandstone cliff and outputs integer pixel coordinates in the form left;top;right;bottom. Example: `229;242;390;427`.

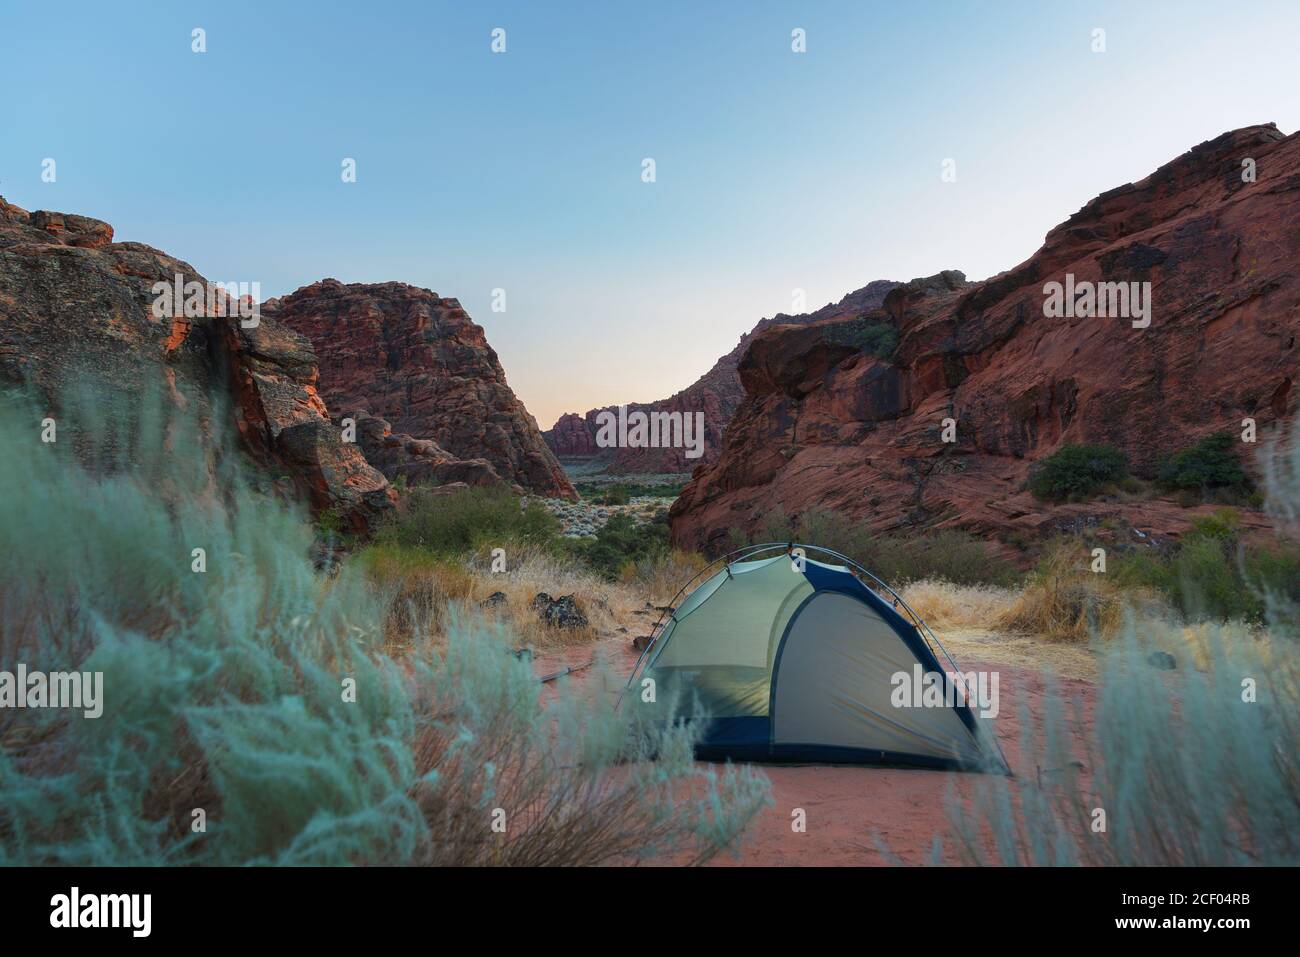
0;197;395;533
270;280;576;500
670;124;1300;553
544;280;900;473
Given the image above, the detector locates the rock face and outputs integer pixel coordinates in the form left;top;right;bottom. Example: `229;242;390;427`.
270;280;576;499
347;410;506;490
0;196;395;533
546;412;602;458
544;280;900;473
671;124;1300;554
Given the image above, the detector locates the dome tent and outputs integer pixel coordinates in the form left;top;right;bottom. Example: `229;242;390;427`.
625;544;1009;772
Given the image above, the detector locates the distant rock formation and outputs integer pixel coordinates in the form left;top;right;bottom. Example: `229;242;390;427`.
670;124;1300;553
543;280;900;473
269;279;576;499
0;196;394;533
346;410;508;490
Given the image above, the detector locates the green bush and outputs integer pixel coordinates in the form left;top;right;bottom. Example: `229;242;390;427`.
1172;535;1258;622
572;512;670;580
315;505;345;537
1027;443;1129;501
374;485;558;556
598;484;632;506
575;480;686;501
1157;432;1249;493
1111;508;1300;624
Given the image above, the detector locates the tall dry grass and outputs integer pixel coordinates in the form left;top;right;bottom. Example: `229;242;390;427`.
995;540;1168;642
618;549;711;604
463;543;643;648
899;580;1019;632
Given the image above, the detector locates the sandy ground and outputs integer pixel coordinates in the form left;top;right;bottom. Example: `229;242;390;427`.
530;606;1099;866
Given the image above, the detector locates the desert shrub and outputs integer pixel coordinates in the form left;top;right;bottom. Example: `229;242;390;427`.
618;549;711;603
0;385;770;865
355;544;477;646
1169;535;1257;622
732;506;1019;588
315;505;344;536
944;615;1300;865
575;512;671;581
411;613;772;865
374;485;558;556
1242;545;1300;618
598;484;632;505
1110;508;1300;624
939;430;1300;865
459;543;639;648
576;480;686;501
1027;443;1128;501
1188;507;1242;540
997;539;1166;642
1157;431;1250;494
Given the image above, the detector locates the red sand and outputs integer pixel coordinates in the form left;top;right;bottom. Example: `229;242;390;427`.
716;663;1097;866
533;633;1098;866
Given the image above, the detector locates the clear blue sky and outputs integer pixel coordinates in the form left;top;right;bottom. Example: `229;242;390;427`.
3;1;1299;427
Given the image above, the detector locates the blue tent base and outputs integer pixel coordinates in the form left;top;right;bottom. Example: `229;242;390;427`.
685;716;1001;773
693;741;987;772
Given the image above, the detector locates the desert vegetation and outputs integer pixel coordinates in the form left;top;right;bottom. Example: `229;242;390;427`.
1028;443;1131;501
729;505;1021;588
573;479;687;503
1025;433;1262;509
0;387;771;866
894;431;1300;865
5;381;1297;868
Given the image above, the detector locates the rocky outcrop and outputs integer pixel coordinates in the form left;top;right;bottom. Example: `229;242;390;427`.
671;124;1300;553
346;410;507;490
546;412;602;458
269;280;576;499
544;280;901;472
0;196;394;533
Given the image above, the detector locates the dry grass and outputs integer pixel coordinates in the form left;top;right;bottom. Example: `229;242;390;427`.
461;544;642;648
1139;616;1273;672
358;541;715;654
356;546;476;650
618;549;710;604
899;579;1019;631
995;542;1168;642
360;542;623;651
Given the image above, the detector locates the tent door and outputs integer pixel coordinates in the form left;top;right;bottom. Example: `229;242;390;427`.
769;591;981;762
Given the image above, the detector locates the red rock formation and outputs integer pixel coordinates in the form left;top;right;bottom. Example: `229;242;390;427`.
0;197;394;533
270;280;577;499
546;412;601;458
544;281;901;472
671;124;1300;554
348;410;509;490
